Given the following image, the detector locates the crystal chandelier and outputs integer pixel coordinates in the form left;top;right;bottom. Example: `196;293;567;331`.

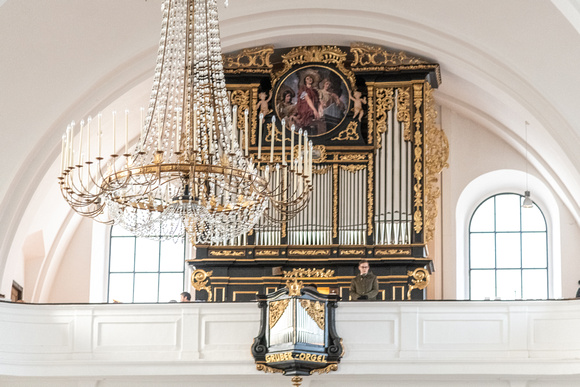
58;0;313;245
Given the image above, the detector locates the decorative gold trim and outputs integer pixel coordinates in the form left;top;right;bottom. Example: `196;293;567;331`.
367;84;374;145
256;363;285;374
209;249;245;257
288;249;330;257
340;153;366;161
375;248;412;256
332;164;338;238
367;153;374;236
339;249;365;256
255;249;279;256
412;87;424;235
331;121;359;141
223;45;274;73
287;279;303;296
191;269;213;302
230;89;250;132
312;144;327;163
397;87;411;141
374;88;394;149
392;285;405;301
407;267;431;299
214;287;225;302
266;287;278;294
424;83;449;242
299;299;325;330
272;46;356;90
292;376;303;387
251;88;258;145
283;268;335;278
378;289;386;301
339;164;366;173
269;299;291;329
312;165;331;175
310;364;338;375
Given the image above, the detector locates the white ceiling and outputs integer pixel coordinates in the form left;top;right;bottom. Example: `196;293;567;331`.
1;0;580;272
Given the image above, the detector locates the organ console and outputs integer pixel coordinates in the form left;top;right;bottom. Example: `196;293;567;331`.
188;44;448;302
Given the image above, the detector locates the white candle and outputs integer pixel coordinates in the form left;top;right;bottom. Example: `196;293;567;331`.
176;108;181;153
66;125;71;168
244;109;249;156
298;128;303;174
60;134;66;174
258;113;263;160
124;109;129;155
97;114;102;158
290;125;295;170
270;116;276;163
112;111;117;155
281;119;286;165
78;120;84;165
87;117;92;160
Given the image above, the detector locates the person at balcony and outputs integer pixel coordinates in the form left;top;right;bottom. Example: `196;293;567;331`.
350;260;379;300
180;292;191;302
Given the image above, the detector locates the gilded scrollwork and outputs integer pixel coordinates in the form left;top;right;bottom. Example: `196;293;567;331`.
374;88;394;149
367;84;375;145
375;248;411;256
331;121;359;141
255;249;279;256
272;46;356;90
339;164;365;173
265;122;283;143
209;249;245;257
230;89;251;136
406;267;431;299
287;249;330;257
310;364;338;375
223;45;274;74
367;153;374;236
256;363;285;374
332;164;338;238
340;153;366;161
413;126;424;235
339;249;365;256
283;268;335;278
397;87;411;141
191;269;213;302
424;83;449;242
413;83;423;142
299;299;325;330
312;165;331;175
269;299;290;329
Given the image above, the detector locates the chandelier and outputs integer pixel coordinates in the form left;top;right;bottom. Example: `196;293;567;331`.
58;0;313;245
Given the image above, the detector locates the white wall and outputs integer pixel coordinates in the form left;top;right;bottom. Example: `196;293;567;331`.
1;300;580;386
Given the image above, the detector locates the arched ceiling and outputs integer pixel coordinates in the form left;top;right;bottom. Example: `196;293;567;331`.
2;0;580;288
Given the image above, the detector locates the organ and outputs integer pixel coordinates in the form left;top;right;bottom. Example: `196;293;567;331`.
188;44;448;301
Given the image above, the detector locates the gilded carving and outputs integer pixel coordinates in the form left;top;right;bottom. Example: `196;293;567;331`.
413;83;423;142
340;153;366;161
312;165;331;175
351;43;427;68
288;249;330;256
256;363;285;374
367;84;375;145
340;164;366;173
424;83;449;242
367;153;374;236
300;299;325;330
310;364;338;375
374;88;394;149
265;122;284;143
255;249;279;256
339;249;365;256
209;249;245;257
375;248;411;256
283;268;335;278
223;45;274;73
287;278;303;296
269;299;290;329
406;267;430;299
413;124;424;235
397;87;411;141
191;269;213;302
272;46;356;90
331;121;359;141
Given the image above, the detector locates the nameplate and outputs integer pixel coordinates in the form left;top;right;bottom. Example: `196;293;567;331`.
265;351;327;363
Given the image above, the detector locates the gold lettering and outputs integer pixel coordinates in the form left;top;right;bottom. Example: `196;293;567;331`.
299;353;306;360
305;354;312;361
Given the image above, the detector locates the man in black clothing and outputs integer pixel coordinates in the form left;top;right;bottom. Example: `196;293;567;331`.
349;260;379;300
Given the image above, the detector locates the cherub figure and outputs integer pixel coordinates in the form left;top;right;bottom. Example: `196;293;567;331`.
349;90;367;122
254;90;273;120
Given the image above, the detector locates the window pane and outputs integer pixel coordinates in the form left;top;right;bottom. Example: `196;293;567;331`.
522;233;547;268
135;239;160;272
470;270;495;300
470;198;495;232
110;238;135;272
496;270;521;300
109;273;134;303
134;273;159;303
496;233;520;268
522;205;546;231
159;273;185;303
160;239;186;272
522;269;548;299
495;195;521;232
470;233;495;268
111;226;134;237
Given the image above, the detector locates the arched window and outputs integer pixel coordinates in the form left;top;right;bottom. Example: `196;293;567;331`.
469;193;548;300
108;226;187;303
